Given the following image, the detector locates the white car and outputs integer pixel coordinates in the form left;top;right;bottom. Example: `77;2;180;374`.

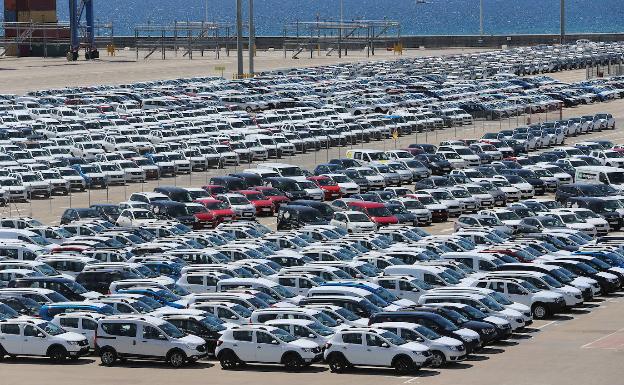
323;174;361;196
217;194;256;220
51;312;105;349
116;208;159;227
114;160;146;183
96;315;207;367
555;208;610;236
324;327;430;374
330;211;377;233
216;325;322;370
0;318;89;361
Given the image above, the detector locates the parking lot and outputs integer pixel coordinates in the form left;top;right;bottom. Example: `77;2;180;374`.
1;293;623;385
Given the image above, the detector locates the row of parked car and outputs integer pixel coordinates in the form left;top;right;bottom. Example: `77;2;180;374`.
0;41;622;206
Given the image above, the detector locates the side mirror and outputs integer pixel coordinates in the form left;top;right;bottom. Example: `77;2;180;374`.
271;339;279;345
412;288;420;292
308;334;316;339
230;315;238;320
415;337;424;342
37;333;46;338
158;334;167;340
381;342;390;348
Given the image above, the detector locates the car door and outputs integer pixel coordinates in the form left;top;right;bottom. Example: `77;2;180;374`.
505;282;531;305
254;331;284;363
21;324;47;356
363;332;392;366
231;330;255;361
339;332;368;365
0;323;24;354
140;324;171;357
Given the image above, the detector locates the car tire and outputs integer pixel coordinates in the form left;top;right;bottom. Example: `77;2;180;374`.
532;303;549;319
48;346;67;363
167;349;187;368
0;344;6;361
327;353;350;373
218;350;241;370
392;355;416;374
100;347;117;366
282;352;304;371
430;351;446;368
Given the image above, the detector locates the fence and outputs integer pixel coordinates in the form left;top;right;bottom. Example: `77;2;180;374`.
586;63;624;79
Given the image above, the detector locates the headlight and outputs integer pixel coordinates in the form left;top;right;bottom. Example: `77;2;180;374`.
301;348;312;353
447;345;458;351
67;341;79;345
484;328;495;334
412;351;423;356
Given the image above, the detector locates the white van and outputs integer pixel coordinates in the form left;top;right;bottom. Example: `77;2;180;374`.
0;230;53;250
177;271;229;294
383;265;461;287
95;315;207;367
0;242;46;260
575;166;624;190
307;286;400;311
441;252;505;272
346;149;391;164
256;162;307;181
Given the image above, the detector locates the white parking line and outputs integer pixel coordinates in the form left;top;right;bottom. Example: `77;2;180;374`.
580;327;624;349
535;320;557;330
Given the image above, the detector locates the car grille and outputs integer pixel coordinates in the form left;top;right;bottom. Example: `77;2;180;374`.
311;347;322;354
78;339;89;347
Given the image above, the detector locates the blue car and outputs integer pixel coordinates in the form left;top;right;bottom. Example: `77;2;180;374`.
118;288;185;309
143;261;184;279
39;302;116;320
71;164;107;188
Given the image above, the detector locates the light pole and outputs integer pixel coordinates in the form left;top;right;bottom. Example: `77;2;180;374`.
204;0;208;22
249;0;255;75
560;0;565;44
236;0;244;77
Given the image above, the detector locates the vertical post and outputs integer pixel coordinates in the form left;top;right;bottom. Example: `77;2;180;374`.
338;0;343;58
69;0;79;53
560;0;565;44
236;0;244;78
85;0;96;50
248;0;255;75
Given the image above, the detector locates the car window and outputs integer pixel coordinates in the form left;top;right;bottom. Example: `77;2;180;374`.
60;318;79;328
341;332;363;344
232;330;253;342
24;325;41;337
256;331;276;344
0;324;20;335
508;283;524;295
366;333;385;347
143;325;164;340
101;322;137;337
82;318;98;330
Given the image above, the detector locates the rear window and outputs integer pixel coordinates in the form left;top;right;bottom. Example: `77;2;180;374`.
100;322;137;337
342;332;363;344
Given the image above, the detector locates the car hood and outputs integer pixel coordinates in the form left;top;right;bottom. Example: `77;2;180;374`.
403;341;429;352
61;332;89;342
81;291;103;300
291;339;321;349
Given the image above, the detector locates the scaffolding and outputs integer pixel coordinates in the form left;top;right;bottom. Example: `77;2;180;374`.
133;21;239;60
283;19;401;59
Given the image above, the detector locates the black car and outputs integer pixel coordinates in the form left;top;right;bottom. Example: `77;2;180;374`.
414;176;454;190
151;201;198;227
412;306;502;344
264;177;309;200
409;143;437;154
555;183;618;204
0;295;41;317
9;277;94;301
343;169;371;192
153;186;194;203
75;270;139;294
369;311;480;353
228;172;264;187
277;205;328;230
163;314;226;355
502;169;546;195
60;207;103;225
329;158;362;169
209;176;248;192
415;154;452;175
90;203;122;223
385;203;418;226
289;200;335;221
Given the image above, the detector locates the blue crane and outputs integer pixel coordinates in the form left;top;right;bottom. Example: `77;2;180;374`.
68;0;98;60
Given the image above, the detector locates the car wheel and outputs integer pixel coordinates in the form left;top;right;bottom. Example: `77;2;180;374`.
48;346;67;363
328;353;350;373
100;348;117;366
219;350;241;370
282;352;304;371
168;350;187;368
393;355;416;374
532;303;548;319
430;351;446;368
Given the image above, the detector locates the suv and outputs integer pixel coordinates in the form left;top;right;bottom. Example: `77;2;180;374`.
324;327;430;374
0;318;89;361
215;324;322;370
95;315;207;367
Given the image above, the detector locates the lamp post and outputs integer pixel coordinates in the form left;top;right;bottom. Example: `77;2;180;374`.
236;0;244;77
560;0;565;44
479;0;484;36
249;0;255;75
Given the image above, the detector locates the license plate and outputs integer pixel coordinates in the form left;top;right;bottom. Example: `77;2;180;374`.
262;208;271;211
243;213;253;217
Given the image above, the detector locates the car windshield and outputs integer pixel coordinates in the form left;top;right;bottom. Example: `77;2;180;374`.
199;315;226;331
333;307;360;321
40;321;66;336
458;305;488;319
231;304;252;318
480;296;505;311
380;331;407;345
160;322;187;338
541;275;563;288
438;271;460;284
441;308;470;324
156;289;181;302
308;321;334;336
608;172;624;184
279;167;304;177
66;281;88;294
497;211;520;220
272;327;297;343
367;207;392;217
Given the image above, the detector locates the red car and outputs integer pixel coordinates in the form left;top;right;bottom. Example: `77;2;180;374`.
347;201;398;226
307;176;343;201
237;190;275;216
252;186;290;210
201;185;228;198
194;198;236;226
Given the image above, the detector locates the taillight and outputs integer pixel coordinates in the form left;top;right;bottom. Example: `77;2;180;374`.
325;343;332;349
216;340;223;346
